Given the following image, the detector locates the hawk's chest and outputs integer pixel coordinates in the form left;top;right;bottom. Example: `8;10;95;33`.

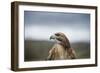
52;44;69;60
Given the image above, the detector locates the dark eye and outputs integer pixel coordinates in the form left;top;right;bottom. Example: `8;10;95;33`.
55;33;60;36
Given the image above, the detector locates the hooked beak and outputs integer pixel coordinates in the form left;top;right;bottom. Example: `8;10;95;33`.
50;35;56;40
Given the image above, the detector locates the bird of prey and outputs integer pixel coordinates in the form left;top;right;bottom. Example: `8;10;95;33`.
47;32;76;60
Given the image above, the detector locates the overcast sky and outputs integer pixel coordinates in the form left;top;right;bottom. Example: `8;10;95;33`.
24;11;90;43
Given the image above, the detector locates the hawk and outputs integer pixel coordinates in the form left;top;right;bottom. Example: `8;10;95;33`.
47;32;76;60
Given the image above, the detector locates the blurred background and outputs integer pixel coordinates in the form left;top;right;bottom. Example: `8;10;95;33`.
24;11;90;61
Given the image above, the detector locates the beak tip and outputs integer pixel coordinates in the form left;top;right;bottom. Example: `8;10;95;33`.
50;35;55;40
50;36;52;40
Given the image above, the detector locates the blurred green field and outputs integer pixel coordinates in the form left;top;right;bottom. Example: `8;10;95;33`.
24;40;90;61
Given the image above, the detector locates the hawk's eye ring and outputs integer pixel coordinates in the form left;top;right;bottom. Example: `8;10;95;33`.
55;33;60;36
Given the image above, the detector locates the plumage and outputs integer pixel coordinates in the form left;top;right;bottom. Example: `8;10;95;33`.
47;32;76;60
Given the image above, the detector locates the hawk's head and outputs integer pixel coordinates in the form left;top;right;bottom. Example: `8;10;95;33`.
50;32;71;49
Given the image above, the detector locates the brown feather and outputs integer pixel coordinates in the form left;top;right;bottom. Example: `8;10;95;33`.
47;32;76;60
